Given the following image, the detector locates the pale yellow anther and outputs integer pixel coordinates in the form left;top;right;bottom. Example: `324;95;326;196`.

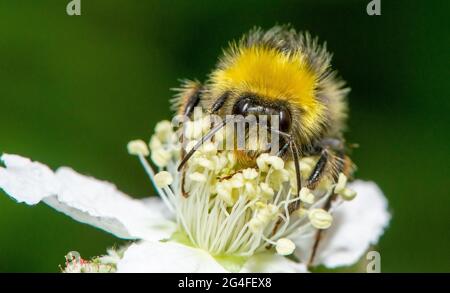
185;120;203;140
275;238;296;256
242;168;258;180
226;152;236;168
149;136;162;152
230;173;244;188
154;171;173;188
127;140;149;156
217;181;235;207
214;127;226;143
244;182;257;199
309;208;333;229
299;161;313;174
263;204;279;219
341;188;357;201
193;157;215;170
213;155;228;172
299;187;315;204
293;207;309;218
249;204;279;233
317;177;333;191
248;218;264;233
188;172;207;183
335;173;348;194
155;120;173;142
151;148;171;167
301;157;317;167
267;156;284;170
268;169;290;186
155;120;172;133
185;140;198;154
200;116;211;132
254;201;267;209
256;153;271;172
259;182;274;200
200;142;217;156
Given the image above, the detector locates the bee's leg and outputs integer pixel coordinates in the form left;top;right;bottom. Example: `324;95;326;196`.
306;149;330;189
288;140;303;212
307;192;337;266
172;80;203;117
177;81;203;158
175;81;203;197
270;137;302;238
307;139;347;266
306;137;348;188
275;137;290;157
209;91;229;114
179;90;228;197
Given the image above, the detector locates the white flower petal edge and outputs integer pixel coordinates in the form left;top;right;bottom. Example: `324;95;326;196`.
0;154;176;241
293;180;391;268
117;241;307;273
117;241;228;273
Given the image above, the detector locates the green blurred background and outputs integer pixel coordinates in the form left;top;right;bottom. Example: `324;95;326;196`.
0;0;449;272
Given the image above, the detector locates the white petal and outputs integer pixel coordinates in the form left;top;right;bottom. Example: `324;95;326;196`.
142;196;174;220
0;154;175;241
0;154;59;204
117;241;228;273
241;252;308;273
293;180;390;268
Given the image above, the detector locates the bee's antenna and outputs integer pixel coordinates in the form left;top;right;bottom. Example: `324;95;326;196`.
289;139;302;212
269;134;303;238
261;125;302;211
177;117;233;172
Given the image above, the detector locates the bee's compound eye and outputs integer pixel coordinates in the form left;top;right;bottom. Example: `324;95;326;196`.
232;98;251;116
279;107;291;133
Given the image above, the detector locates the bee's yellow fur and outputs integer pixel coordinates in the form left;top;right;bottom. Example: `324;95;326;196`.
211;45;325;139
174;26;349;153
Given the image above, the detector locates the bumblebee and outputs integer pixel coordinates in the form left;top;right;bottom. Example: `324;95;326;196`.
174;25;353;200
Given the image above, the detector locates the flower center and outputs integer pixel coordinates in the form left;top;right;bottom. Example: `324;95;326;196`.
127;114;355;257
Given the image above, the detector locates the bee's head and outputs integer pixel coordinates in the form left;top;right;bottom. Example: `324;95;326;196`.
232;94;292;134
209;43;323;145
179;26;348;172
